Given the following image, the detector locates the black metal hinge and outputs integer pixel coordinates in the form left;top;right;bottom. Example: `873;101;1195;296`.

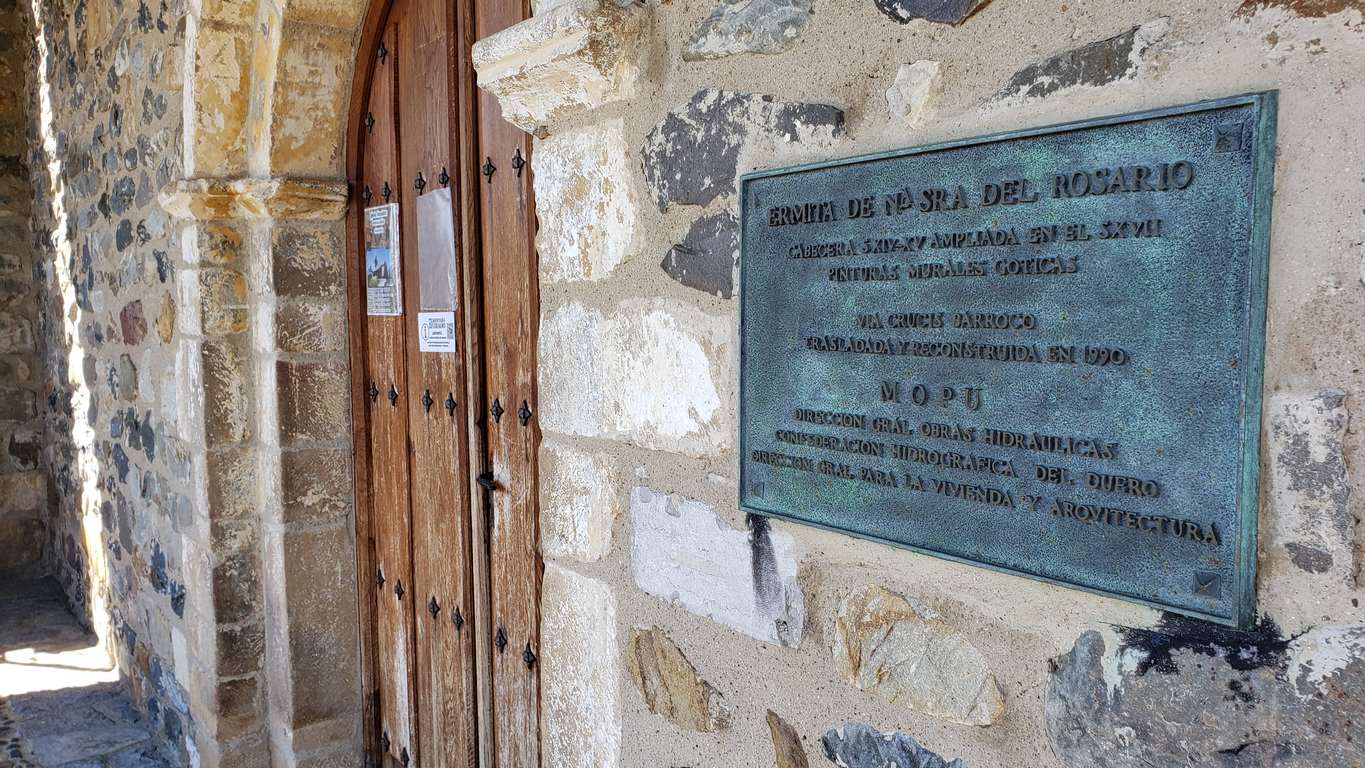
511;148;525;178
438;167;449;187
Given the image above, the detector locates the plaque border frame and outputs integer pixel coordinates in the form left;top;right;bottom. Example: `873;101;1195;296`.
737;91;1277;628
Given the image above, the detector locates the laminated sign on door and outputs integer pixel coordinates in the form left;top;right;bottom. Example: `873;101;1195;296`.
365;203;402;316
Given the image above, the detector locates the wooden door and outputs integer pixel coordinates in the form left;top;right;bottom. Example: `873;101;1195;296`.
345;1;539;766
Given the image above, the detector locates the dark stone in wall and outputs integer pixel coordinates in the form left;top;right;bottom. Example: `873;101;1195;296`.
999;21;1165;100
662;211;738;298
642;89;844;211
822;723;964;767
1046;626;1365;767
872;0;992;25
119;300;147;345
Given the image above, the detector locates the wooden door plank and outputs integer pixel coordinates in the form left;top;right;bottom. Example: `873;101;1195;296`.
472;2;541;766
396;0;480;765
451;1;496;765
359;17;422;766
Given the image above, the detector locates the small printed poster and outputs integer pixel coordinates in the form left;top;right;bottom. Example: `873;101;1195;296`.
417;311;458;353
365;203;402;316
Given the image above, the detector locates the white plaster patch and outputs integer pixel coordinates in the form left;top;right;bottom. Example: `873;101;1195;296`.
540;438;619;562
533;118;638;283
1288;624;1365;696
542;564;620;768
630;486;804;647
538;301;730;456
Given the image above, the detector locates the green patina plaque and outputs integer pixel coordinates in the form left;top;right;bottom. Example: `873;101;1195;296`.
738;93;1277;627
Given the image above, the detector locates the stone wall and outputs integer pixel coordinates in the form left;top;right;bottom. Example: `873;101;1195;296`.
475;1;1365;766
21;0;196;758
0;0;47;580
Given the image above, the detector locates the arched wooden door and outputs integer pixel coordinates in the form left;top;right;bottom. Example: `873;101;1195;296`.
344;1;541;766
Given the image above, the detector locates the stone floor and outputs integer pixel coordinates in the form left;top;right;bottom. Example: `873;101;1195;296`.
0;578;176;768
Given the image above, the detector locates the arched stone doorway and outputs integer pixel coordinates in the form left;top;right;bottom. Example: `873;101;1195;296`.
158;0;544;764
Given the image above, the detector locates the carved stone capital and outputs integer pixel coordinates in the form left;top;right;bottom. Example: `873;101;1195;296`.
158;177;349;221
471;0;647;135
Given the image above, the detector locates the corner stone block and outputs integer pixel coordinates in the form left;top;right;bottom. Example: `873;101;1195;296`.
275;299;346;354
201;338;254;445
630;486;804;648
191;22;253;177
534;118;639;284
200;267;250;335
265;525;360;731
540;438;620;563
542;563;621;768
276;360;350;445
272;224;345;299
212;547;263;627
280;448;353;525
539;300;731;457
471;0;647;134
270;26;353;177
204;447;259;539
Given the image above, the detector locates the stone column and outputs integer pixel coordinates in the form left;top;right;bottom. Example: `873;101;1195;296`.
159;178;360;768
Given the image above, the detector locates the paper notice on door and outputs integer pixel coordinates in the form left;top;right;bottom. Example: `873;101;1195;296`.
416;186;458;311
417;311;458;353
365;203;402;316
